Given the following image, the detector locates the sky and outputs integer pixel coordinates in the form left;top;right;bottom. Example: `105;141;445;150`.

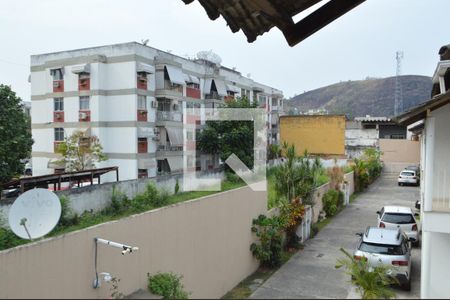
0;0;448;101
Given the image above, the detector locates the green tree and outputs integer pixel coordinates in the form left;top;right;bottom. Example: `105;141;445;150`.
0;85;33;184
197;96;257;170
56;129;107;171
335;248;397;299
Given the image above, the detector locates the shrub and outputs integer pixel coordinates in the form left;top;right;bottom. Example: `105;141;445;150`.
147;272;189;299
322;189;343;217
250;214;285;268
57;196;80;227
279;198;305;247
108;186;130;215
225;171;242;184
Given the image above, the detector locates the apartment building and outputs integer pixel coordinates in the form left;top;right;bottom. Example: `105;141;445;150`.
30;42;283;182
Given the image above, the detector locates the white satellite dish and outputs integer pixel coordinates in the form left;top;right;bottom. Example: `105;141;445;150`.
8;188;61;240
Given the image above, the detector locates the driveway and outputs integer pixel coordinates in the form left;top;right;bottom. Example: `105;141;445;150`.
250;172;421;299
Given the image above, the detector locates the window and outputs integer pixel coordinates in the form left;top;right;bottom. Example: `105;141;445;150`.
187;82;200;89
51;68;63;81
381;213;415;224
54;98;64;111
79;96;90;110
358;242;405;255
54;128;64;141
138;95;147;110
138;169;148;179
186;130;194;141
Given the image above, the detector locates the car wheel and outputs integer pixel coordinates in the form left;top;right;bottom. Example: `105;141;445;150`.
398;182;401;186
402;278;411;291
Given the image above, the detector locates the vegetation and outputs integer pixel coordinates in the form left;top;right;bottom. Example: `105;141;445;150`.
56;129;107;171
147;272;189;299
250;214;285;268
0;84;33;184
267;144;281;160
0;179;245;251
352;148;383;192
197;96;257;171
335;248;397;299
322;189;344;217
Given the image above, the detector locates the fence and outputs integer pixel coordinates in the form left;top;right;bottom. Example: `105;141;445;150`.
0;185;267;299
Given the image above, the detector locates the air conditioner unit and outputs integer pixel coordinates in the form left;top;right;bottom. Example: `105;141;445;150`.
79;112;88;120
53;81;60;88
151;101;158;108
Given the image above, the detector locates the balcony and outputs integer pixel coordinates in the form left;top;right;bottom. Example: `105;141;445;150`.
79;78;90;91
78;110;91;122
186;87;201;99
157;144;183;152
137;74;148;90
155;80;183;98
205;92;222;100
156;111;182;122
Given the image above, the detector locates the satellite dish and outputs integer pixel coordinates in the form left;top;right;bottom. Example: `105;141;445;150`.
8;188;61;240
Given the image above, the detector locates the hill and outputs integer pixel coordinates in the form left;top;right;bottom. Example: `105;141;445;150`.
284;75;432;118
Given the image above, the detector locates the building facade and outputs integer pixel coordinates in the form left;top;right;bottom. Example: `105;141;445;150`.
280;115;346;156
30;42;283;182
396;44;450;298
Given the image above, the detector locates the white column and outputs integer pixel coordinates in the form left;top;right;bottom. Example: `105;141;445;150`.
421;116;435;299
439;76;446;94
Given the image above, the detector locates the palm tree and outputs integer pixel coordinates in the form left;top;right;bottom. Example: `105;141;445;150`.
335;248;397;299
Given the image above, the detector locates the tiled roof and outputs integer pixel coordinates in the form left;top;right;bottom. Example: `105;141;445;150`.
182;0;365;46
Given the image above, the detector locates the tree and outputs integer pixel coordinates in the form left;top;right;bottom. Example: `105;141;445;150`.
0;85;33;184
197;96;257;170
335;248;397;299
56;130;107;171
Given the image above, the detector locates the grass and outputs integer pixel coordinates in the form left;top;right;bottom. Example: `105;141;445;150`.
222;249;298;299
350;192;360;204
0;179;246;251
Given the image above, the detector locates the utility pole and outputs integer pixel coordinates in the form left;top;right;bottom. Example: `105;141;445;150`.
394;51;404;116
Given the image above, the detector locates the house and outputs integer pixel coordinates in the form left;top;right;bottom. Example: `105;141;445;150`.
345;116;407;159
30;42;283;182
280;115;346;156
395;44;450;299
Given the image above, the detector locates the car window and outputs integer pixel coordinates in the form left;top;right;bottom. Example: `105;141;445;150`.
382;213;415;224
400;171;415;176
359;242;405;255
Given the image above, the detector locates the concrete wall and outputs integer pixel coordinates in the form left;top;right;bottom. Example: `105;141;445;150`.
280;115;346;156
0;185;266;299
379;139;420;173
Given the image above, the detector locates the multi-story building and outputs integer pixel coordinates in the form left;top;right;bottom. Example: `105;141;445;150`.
30;42;283;182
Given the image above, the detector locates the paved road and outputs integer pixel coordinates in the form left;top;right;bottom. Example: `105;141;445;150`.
250;172;421;299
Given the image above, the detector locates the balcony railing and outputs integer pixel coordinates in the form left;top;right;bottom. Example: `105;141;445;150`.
156;111;182;122
157;144;183;151
161;80;183;93
205;92;222;100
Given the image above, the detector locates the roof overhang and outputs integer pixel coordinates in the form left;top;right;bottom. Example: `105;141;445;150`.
394;91;450;126
182;0;366;47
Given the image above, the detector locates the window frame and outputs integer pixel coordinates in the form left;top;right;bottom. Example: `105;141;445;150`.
54;128;65;141
79;96;90;111
54;97;64;111
138;95;147;110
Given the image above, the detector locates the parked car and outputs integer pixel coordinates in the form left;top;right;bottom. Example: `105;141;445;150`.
398;169;419;186
405;165;420;179
354;227;412;291
377;206;419;247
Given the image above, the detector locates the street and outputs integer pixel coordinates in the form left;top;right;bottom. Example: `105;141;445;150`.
250;172;421;299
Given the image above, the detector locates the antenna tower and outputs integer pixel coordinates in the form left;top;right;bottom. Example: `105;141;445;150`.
394;51;404;115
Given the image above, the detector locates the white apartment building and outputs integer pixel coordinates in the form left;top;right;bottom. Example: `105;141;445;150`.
30;42;283;182
396;44;450;298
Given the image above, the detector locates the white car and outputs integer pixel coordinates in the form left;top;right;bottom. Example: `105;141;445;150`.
377;206;419;247
398;170;419;186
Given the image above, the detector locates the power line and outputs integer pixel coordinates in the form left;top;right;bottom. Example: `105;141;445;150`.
0;58;28;68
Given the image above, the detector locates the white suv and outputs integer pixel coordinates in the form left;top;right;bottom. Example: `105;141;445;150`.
398;169;419;186
377;206;419;247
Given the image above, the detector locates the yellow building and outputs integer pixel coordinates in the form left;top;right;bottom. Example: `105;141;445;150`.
280;115;346;156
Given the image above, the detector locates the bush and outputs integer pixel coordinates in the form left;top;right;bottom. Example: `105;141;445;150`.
131;183;170;212
108;186;130;215
250;214;285;268
174;179;180;195
57;196;80;227
147;272;189;299
322;189;344;217
225;171;242;184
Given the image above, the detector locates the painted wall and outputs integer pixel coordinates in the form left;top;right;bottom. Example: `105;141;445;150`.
379;139;420;164
0;185;266;299
280;115;346;156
